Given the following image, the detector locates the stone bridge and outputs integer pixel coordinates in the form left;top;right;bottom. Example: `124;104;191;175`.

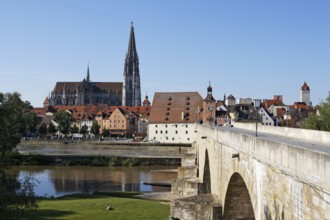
170;123;330;220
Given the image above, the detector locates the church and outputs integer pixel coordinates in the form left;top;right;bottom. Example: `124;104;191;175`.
46;23;141;107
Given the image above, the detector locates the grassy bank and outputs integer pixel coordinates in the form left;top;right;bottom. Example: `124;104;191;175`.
5;192;170;220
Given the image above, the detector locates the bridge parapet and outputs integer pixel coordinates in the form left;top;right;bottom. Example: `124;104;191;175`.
232;122;330;145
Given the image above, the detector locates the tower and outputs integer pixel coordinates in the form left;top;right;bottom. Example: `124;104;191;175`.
86;64;90;83
122;22;141;106
300;81;311;106
202;82;216;125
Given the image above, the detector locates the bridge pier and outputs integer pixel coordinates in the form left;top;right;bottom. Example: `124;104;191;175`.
170;143;222;220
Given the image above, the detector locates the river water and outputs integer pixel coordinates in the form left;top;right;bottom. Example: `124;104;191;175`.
8;165;177;197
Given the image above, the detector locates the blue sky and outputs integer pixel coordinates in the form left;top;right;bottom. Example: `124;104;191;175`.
1;0;329;107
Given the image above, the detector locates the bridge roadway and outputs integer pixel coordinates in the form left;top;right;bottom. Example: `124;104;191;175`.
171;123;330;220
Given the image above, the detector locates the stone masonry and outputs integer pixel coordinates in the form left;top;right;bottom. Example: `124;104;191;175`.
170;123;330;219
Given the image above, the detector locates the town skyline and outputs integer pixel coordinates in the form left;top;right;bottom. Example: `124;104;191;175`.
1;1;329;107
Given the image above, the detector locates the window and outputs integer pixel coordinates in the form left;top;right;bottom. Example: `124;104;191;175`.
166;137;168;140
186;125;188;128
165;125;168;128
165;131;168;134
187;138;190;141
122;125;124;128
186;131;188;134
160;131;163;134
176;131;178;134
156;125;158;128
154;137;156;139
156;130;158;134
172;138;175;140
175;125;178;128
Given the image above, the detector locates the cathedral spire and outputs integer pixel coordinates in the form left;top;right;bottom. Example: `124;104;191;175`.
122;22;141;106
127;22;138;59
86;64;90;82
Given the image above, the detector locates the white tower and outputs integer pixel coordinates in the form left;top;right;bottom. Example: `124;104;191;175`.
300;81;311;106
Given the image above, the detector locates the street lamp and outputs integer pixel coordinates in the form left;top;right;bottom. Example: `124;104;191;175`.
253;99;261;137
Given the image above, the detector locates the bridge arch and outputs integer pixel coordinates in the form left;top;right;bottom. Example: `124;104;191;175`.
223;172;255;220
199;149;211;194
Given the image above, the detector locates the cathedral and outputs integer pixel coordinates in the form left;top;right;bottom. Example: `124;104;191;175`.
46;23;141;107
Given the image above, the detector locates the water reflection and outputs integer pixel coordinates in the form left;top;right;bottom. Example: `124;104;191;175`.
8;166;177;197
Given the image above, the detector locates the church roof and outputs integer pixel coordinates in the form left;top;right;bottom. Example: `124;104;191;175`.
149;92;203;124
52;82;123;93
301;81;310;91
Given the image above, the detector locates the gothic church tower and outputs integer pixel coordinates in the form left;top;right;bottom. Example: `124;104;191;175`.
122;22;141;106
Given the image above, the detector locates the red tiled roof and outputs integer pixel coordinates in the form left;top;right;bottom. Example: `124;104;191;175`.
292;102;310;110
276;108;286;118
149;92;203;123
32;108;46;116
301;81;310;91
262;100;284;108
47;104;151;121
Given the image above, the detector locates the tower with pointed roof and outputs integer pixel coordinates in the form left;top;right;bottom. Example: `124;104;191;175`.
300;81;311;106
203;82;216;124
122;22;141;106
86;65;90;83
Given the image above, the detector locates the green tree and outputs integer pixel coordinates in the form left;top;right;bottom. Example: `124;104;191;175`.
23;111;41;135
38;123;48;137
54;110;71;135
70;124;79;134
90;121;100;137
80;124;89;135
47;123;56;134
303;92;330;131
102;128;110;137
0;92;38;214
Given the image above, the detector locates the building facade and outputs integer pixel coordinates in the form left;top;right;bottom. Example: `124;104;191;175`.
148;92;203;144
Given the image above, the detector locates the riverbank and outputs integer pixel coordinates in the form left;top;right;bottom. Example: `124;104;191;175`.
17;140;190;159
8;152;181;166
4;192;171;220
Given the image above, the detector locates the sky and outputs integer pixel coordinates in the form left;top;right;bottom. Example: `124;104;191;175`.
0;0;329;107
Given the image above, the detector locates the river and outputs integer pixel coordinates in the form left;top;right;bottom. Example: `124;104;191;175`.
8;165;177;197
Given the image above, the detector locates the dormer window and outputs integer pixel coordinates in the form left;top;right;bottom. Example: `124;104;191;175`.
168;102;171;105
168;96;172;101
